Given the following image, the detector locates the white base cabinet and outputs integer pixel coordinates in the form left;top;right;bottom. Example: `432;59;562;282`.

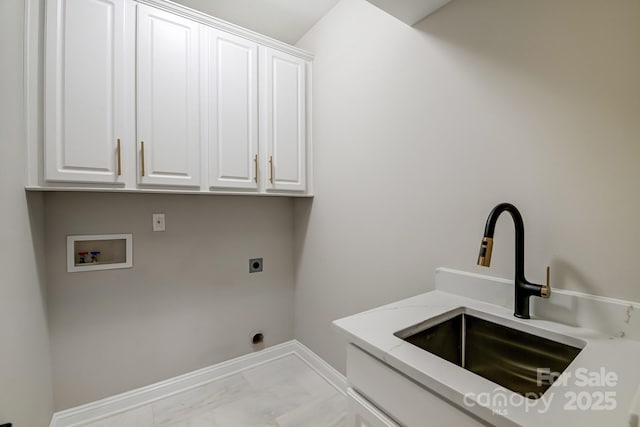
347;345;487;427
348;388;399;427
35;0;312;196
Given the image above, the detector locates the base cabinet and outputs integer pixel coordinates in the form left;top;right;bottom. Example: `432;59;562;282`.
346;345;487;427
348;388;399;427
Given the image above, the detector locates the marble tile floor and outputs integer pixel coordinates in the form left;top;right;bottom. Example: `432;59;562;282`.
81;354;348;427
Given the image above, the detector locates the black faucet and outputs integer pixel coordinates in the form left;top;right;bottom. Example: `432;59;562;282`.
477;203;550;319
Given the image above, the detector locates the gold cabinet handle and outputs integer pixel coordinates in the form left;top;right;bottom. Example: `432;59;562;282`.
254;154;258;183
269;155;273;184
140;141;145;177
116;139;122;176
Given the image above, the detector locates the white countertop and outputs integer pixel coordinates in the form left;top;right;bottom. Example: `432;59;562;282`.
333;268;640;427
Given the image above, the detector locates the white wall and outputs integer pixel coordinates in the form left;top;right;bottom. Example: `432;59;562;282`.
46;193;295;409
0;0;55;425
294;0;640;372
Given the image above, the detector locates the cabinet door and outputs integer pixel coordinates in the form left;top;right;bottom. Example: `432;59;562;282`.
348;345;485;427
261;48;307;192
45;0;129;184
137;4;201;187
207;29;259;190
348;388;400;427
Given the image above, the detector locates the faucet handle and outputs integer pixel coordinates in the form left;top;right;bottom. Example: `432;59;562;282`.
541;266;551;298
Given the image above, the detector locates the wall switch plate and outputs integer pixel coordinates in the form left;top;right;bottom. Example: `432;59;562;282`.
249;258;263;273
152;213;165;232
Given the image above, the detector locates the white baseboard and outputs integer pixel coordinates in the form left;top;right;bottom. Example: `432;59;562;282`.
292;340;348;395
50;340;346;427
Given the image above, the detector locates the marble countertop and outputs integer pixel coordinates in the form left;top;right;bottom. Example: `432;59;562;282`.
333;268;640;427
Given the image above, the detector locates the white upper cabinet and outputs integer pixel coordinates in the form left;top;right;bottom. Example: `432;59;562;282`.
261;48;307;193
37;0;312;195
206;29;259;190
45;0;131;184
136;4;201;188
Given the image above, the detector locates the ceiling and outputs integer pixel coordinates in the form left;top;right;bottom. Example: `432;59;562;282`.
171;0;341;44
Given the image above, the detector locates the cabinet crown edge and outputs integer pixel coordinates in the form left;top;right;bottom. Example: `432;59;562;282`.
136;0;314;61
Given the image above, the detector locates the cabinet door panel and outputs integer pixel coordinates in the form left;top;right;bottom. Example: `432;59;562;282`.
262;48;306;192
137;4;200;187
348;345;485;427
45;0;126;183
348;388;400;427
207;30;258;190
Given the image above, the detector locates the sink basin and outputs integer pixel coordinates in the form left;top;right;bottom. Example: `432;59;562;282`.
394;309;583;399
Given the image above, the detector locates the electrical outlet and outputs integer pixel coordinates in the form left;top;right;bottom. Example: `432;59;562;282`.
152;213;165;232
249;258;263;273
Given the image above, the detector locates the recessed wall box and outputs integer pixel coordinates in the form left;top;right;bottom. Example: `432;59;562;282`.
67;234;133;273
249;258;263;273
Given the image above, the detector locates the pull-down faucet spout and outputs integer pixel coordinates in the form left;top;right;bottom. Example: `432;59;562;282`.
477;203;550;319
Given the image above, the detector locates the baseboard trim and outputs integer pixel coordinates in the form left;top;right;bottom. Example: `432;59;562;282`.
50;340;346;427
292;341;348;396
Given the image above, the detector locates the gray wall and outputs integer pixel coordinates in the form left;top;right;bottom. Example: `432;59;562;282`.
0;0;55;425
294;0;640;372
46;193;295;409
